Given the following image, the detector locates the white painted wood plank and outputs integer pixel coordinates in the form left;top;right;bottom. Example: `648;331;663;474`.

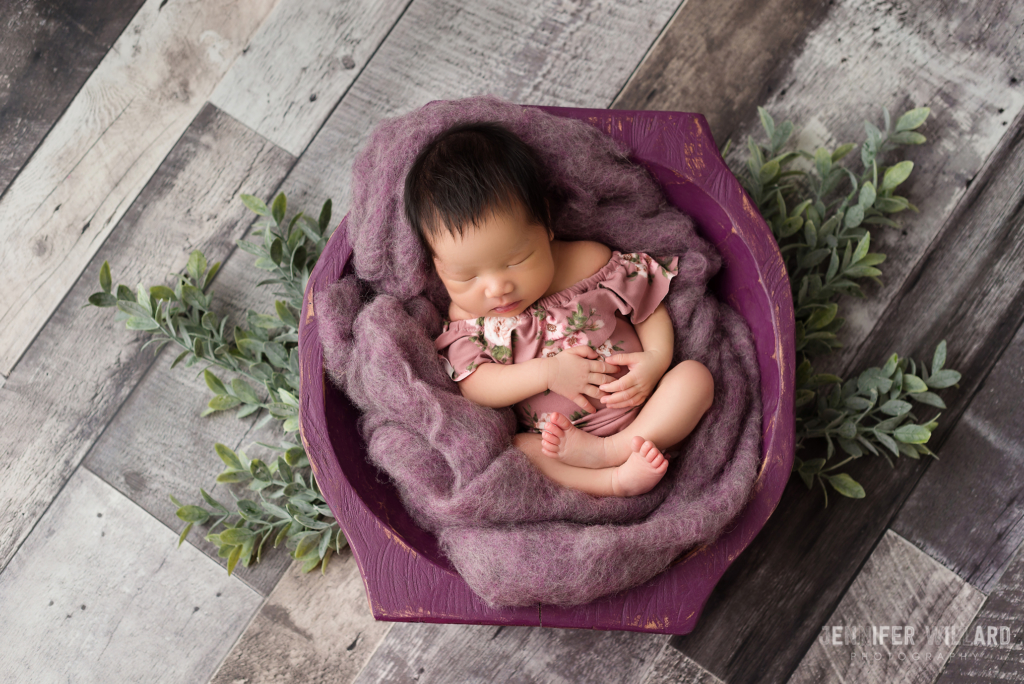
640;642;724;684
0;103;294;572
353;622;667;683
788;530;986;684
0;0;278;376
210;0;409;156
0;468;261;684
210;552;393;684
277;0;682;217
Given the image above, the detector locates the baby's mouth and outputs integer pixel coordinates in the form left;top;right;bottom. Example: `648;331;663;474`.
492;300;521;314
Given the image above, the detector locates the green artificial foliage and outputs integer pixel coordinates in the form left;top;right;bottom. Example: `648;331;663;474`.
729;106;962;504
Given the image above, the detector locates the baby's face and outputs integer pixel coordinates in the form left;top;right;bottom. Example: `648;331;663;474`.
429;202;555;318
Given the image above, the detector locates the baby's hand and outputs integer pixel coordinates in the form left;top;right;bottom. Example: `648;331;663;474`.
599;350;671;409
545;345;619;412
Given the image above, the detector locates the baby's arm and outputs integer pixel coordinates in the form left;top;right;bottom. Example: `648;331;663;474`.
600;303;675;408
459;346;619;411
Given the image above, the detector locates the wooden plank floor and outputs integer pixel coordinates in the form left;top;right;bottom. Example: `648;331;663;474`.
1;1;1022;682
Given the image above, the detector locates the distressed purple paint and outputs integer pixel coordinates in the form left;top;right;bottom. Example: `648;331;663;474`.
298;105;794;633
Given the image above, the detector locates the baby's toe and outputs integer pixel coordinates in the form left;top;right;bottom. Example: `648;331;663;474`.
549;412;573;431
630;435;645;453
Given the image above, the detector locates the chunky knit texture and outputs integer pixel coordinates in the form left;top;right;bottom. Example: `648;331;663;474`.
315;96;762;607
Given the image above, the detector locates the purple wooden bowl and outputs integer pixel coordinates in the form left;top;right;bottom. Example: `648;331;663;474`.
298;107;795;634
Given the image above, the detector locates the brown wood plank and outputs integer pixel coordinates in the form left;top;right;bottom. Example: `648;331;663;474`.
275;0;682;216
0;0;146;197
893;308;1024;594
0;468;261;683
210;553;393;684
936;543;1024;682
0;103;294;572
640;642;724;684
670;106;1024;684
613;0;832;144
209;0;410;156
352;622;667;684
788;530;984;684
0;0;278;377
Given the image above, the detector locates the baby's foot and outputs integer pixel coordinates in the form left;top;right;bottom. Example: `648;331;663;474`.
610;436;668;497
542;412;615;468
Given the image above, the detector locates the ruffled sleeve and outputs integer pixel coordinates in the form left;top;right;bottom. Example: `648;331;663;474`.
434;316;516;381
598;252;679;324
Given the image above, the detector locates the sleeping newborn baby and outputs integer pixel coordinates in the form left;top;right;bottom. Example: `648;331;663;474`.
407;122;715;497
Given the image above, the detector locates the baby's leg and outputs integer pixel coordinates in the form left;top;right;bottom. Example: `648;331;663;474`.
542;360;714;468
514;433;668;497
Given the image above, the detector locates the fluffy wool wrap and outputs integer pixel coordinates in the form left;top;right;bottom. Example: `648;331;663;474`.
314;96;762;607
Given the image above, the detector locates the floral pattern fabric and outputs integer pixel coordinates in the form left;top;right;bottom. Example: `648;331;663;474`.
435;251;679;437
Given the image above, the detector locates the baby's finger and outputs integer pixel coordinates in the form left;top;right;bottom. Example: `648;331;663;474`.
571;393;592;411
605;352;639;365
598;374;636;393
588;372;619;387
565;345;598;359
600;386;640;406
589;360;619;374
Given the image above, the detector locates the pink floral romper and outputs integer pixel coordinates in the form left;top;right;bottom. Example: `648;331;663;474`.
435;251;679;437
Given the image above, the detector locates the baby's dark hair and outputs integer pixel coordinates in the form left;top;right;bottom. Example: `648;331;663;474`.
404;122;551;253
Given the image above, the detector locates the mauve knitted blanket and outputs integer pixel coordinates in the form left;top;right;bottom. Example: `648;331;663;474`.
314;96;762;607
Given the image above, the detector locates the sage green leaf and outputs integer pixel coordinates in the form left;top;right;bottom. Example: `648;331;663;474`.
879;399;912;416
237;338;264;358
150;285;176;301
844;264;883;279
207;394;241;411
827;473;865;498
250;313;280;329
99;261;112;293
88;292;118;307
814;147;832;179
278;389;299;408
844;205;864;229
272;193;286;224
203;261;221;291
882;161;914;191
226;544;242;575
170;350;189;369
262;501;290;520
295;532;320;558
187;250;207;284
283;416;300;433
831;143;855;162
880;353;899;377
890;131;927;145
810;374;843;387
758;106;775;139
799;248;831;269
837;421;857;439
894;424;931;444
220;527;256;546
215;443;243;469
241;194;270;216
237;499;263;519
216;470;249;485
806;304;838;330
898;441;920;459
796;389;815;409
177;522;193;548
116;284;135;302
125;316;160;331
276;300;298;328
204;369;228;395
176;505;210;524
932;340;947;374
844;396;873;411
837;437;863;457
319;198;332;234
318;528;332;559
874;415;905;432
859;182;876;208
896;107;930;132
913;391;946;409
200;488;230;513
852;233;871;264
872;429;900;456
231;378;260;404
902;374;928;393
250;459;273;482
237;403;260;419
927;369;960;389
285;446;305;466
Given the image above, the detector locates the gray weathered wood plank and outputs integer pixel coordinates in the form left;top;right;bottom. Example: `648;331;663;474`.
210;0;410;156
0;0;278;376
275;0;682;217
788;530;985;684
0;103;294;572
0;468;262;684
612;0;833;143
353;622;667;684
893;303;1024;594
210;552;393;684
0;0;146;198
936;543;1024;683
639;641;724;684
671;108;1024;684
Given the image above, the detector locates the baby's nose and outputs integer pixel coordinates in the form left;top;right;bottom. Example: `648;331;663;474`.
484;277;514;298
